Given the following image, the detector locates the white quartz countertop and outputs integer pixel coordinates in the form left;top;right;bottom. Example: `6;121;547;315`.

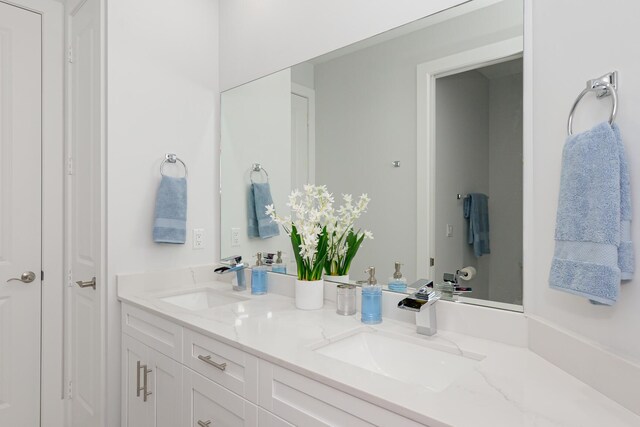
118;279;640;427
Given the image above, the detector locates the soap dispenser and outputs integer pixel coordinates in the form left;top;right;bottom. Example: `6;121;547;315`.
361;266;382;324
388;262;407;292
271;251;287;274
251;252;268;295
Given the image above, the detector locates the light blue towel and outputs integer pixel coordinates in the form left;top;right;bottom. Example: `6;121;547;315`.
247;183;279;239
463;193;490;257
549;122;634;305
153;176;187;244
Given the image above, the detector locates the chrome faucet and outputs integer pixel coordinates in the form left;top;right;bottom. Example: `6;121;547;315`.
397;281;441;336
214;255;247;291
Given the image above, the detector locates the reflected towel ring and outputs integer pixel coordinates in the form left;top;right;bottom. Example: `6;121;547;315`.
160;153;188;178
250;163;269;183
567;72;618;136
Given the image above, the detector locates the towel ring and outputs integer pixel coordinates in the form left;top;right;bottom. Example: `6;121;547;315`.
160;153;188;178
567;72;618;136
250;163;269;183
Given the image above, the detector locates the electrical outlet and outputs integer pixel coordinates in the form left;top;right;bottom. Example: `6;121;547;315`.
193;228;205;249
231;227;240;247
446;224;453;237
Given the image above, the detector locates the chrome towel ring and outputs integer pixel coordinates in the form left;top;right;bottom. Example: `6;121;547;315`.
567;71;618;136
250;163;269;183
160;153;188;178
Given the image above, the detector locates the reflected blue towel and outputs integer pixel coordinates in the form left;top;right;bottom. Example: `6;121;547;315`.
549;122;634;305
463;193;490;257
247;183;279;239
153;176;187;244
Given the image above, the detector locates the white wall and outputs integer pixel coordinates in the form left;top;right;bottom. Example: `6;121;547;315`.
530;0;640;363
220;69;292;267
219;0;469;91
106;0;219;424
488;69;523;304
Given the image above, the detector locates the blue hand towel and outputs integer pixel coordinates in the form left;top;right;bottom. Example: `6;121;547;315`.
153;176;187;244
247;183;279;239
549;122;634;305
463;193;490;257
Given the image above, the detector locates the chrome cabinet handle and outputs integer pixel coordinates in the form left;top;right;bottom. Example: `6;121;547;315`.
75;277;96;290
197;421;211;427
197;354;226;371
6;271;36;284
143;365;152;402
136;361;144;397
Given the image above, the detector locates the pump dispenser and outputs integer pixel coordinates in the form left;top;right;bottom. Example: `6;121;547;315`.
388;262;408;292
251;252;268;295
360;266;382;324
271;250;287;274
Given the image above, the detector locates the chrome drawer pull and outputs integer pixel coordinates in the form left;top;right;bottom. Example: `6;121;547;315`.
143;365;153;402
197;354;226;371
197;420;212;427
136;361;144;397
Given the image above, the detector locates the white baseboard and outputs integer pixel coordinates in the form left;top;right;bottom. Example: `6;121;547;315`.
528;315;640;416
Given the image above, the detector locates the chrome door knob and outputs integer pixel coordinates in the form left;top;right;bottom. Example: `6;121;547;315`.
7;271;36;284
75;277;96;290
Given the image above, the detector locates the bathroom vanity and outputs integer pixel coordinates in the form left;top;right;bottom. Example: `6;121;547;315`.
117;267;639;427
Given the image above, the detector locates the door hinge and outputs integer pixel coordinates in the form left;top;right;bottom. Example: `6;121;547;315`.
67;45;73;63
67;156;73;175
41;270;44;281
430;258;435;267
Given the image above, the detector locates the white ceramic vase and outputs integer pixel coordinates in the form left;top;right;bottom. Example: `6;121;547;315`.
324;274;350;284
295;279;324;310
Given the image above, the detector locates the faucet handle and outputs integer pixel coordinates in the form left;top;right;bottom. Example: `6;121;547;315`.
220;255;242;266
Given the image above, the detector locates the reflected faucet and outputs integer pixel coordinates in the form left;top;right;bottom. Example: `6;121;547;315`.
214;255;247;291
397;281;441;336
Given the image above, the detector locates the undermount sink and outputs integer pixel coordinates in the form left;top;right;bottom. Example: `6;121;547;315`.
160;288;249;311
313;329;484;392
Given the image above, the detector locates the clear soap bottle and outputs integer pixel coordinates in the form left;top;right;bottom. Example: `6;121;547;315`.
251;252;268;295
388;262;407;292
361;267;382;324
271;250;287;274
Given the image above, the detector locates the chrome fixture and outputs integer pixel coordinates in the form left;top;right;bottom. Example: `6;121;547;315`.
214;255;247;291
397;282;440;336
198;421;212;427
136;360;152;402
6;271;36;284
435;271;473;302
250;163;269;183
197;354;227;371
567;71;618;135
392;160;401;168
76;276;96;290
160;153;188;178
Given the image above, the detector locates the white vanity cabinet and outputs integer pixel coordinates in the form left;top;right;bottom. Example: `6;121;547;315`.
121;303;427;427
122;334;183;427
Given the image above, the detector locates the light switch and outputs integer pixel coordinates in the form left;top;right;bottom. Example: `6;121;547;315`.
446;224;453;237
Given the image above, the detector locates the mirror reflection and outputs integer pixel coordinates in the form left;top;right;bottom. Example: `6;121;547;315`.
220;0;524;309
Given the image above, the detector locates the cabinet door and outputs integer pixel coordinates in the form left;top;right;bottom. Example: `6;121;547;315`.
183;367;258;427
122;334;152;427
149;347;183;427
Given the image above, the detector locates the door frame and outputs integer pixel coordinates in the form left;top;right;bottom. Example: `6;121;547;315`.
415;36;524;302
291;82;316;185
0;0;65;425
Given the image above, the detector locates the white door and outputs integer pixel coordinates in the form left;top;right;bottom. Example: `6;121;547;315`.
67;0;103;424
290;86;315;190
0;2;42;425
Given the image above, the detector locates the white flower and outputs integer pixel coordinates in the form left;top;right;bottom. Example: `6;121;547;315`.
364;230;374;240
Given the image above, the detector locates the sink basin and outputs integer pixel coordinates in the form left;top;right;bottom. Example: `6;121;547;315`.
313;330;483;391
160;289;249;311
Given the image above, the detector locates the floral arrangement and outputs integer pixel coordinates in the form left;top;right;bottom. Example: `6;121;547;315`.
266;184;372;281
324;193;373;276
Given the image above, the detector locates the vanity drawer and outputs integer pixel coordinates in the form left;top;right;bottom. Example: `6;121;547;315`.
183;328;259;403
121;303;183;362
183;367;258;427
258;360;425;427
